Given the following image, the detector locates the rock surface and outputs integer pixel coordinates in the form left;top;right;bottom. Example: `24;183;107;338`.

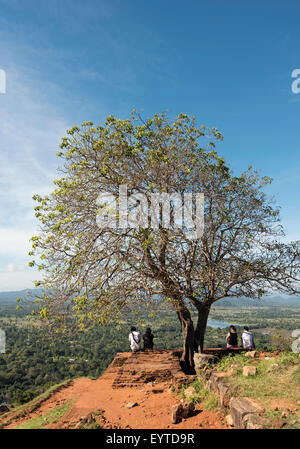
171;402;195;424
267;363;279;373
242;413;266;429
184;387;196;398
229;397;264;428
0;405;9;414
125;402;138;409
182;402;195;419
225;414;234;427
194;354;218;372
217;381;231;408
242;366;257;376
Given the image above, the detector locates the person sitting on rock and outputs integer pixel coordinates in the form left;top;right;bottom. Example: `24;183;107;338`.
241;326;255;349
143;327;154;350
129;326;141;352
226;325;238;348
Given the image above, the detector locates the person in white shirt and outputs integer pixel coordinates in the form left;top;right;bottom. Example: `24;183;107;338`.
129;326;141;352
241;326;255;349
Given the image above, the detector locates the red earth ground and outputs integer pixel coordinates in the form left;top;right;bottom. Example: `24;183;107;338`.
2;350;228;429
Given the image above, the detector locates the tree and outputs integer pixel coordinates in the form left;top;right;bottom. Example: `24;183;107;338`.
29;112;300;372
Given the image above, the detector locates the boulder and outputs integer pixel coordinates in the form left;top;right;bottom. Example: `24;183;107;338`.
202;368;214;380
182;402;195;419
184;387;196;398
242;413;266;429
208;372;232;409
272;419;286;429
171;404;183;424
245;351;257;358
217;381;231;408
243;397;265;413
225;414;234;427
0;404;9;414
242;366;257;376
79;413;93;424
209;369;235;392
171;402;195;424
244;396;266;414
267;363;279;373
229;397;264;428
207;372;220;392
194;354;218;373
125;402;138;409
223;367;235;376
230;363;240;370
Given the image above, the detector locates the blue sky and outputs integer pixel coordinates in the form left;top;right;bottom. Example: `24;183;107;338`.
0;0;299;290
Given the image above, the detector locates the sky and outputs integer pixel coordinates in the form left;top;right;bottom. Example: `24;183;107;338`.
0;0;299;291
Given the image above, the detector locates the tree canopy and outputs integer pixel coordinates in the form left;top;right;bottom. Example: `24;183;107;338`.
29;112;300;370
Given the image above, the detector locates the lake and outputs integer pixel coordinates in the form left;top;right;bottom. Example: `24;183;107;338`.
207;319;230;329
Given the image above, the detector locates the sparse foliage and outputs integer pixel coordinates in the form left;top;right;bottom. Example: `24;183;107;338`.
29;112;300;370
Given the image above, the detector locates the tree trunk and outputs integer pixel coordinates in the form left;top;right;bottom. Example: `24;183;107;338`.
176;306;195;374
194;304;211;353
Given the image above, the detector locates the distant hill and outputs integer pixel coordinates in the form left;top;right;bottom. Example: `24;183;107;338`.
0;288;299;307
0;289;41;304
216;296;300;307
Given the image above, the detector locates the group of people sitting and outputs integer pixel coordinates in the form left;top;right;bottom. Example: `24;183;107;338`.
129;326;154;352
129;324;255;352
227;325;255;349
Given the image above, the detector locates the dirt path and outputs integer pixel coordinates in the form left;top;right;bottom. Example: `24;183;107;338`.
5;377;227;429
3;351;228;429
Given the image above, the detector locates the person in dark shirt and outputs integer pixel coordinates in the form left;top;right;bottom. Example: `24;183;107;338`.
143;327;154;350
226;325;238;348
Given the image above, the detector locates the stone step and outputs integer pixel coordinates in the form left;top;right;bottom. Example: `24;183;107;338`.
102;349;185;389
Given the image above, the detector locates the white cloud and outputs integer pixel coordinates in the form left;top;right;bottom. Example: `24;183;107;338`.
0;227;33;260
0;55;70;291
0;268;42;292
0;66;69;224
0;263;26;273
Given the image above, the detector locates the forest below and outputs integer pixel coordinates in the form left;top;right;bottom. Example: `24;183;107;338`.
0;292;299;405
